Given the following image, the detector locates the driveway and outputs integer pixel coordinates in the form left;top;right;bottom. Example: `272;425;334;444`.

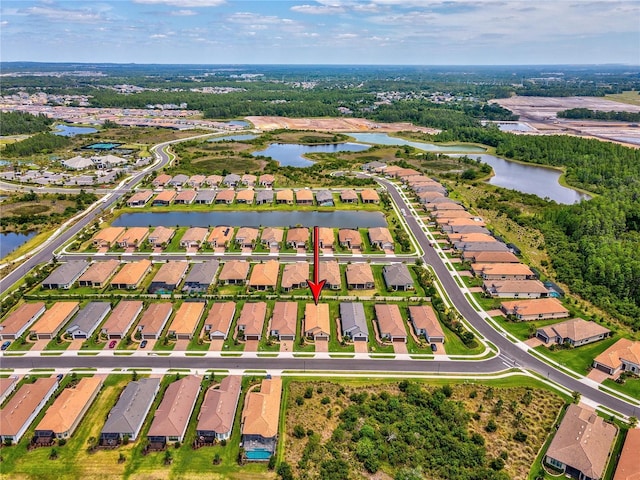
315;339;329;352
393;342;408;354
587;368;611;384
244;340;259;352
280;340;294;352
175;339;190;350
209;339;225;351
354;341;368;353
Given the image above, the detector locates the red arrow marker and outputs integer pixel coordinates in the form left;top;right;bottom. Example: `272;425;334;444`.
307;226;326;305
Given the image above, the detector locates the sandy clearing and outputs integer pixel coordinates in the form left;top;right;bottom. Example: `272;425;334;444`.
246;116;440;133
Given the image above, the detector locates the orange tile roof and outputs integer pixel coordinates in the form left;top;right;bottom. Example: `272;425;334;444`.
271;302;297;337
0;377;58;437
110;259;151;288
216;189;235;202
137;303;173;336
287;227;309;244
368;227;393;245
340;189;358;201
484;279;548;295
0;302;46;337
317;227;334;246
175;189;197;202
249;260;280;288
218;260;250;282
338;228;362;246
208;226;234;246
236;189;255;202
154;190;177;203
128;190;153;204
501;298;569;317
237;302;267;337
346;263;374;285
594;338;640;372
197;376;242;434
360;189;379;202
296;189;314;202
152;261;188;285
79;260;120;285
153;173;172;185
170;302;206;336
261;227;284;245
375;304;406;338
101;301;143;335
147;375;201;439
180;227;208;244
259;174;275;184
235;227;259;244
472;263;535;277
31;302;79;336
319;261;341;287
241;377;282;438
463;251;519;263
281;262;309;290
204;302;236;336
276;189;294;202
613;428;640;480
449;233;496;243
408;305;444;338
149;226;175;245
304;303;330;337
93;226;125;246
117;227;149;247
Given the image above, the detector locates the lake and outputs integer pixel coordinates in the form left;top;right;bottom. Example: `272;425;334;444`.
208;134;258;142
252;143;370;167
113;210;387;228
450;154;590;204
493;122;535;132
53;124;98;136
0;231;37;260
348;133;486;152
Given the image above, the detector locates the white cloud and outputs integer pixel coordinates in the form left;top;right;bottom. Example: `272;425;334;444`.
23;5;104;23
169;9;197;16
134;0;225;7
290;4;345;14
150;33;167;38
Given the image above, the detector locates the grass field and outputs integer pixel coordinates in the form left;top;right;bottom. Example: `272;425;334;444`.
534;336;620;375
606;91;640;106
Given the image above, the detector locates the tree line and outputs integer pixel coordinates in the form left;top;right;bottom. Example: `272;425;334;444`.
557;108;640;122
0;111;53;136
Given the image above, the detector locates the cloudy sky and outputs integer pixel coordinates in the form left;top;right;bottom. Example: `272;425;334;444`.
1;0;638;65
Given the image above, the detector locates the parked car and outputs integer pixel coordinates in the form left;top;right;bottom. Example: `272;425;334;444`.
140;340;148;349
108;340;117;349
1;341;11;351
430;343;437;352
56;373;64;381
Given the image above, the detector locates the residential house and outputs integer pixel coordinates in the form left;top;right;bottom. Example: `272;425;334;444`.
180;227;208;249
340;189;358;203
214;189;235;204
317;227;334;250
545;404;616;480
188;175;206;188
383;263;414;291
236;189;255;204
296;189;314;205
41;261;88;289
270;302;297;341
304;303;330;340
100;378;161;445
281;262;309;292
249;260;280;291
433;210;473;221
127;190;153;207
237;302;267;341
472;263;536;280
182;260;219;293
30;301;79;340
416;191;445;204
259;174;274;187
593;339;640;375
147;376;201;447
168;301;206;340
0;377;58;444
223;173;241;187
315;190;334;206
241;174;257;186
613;428;640;480
137;303;172;340
203;301;236;340
256;190;274;205
117;227;149;249
260;227;284;249
483;279;548;298
153;189;176;206
148;226;175;248
286;228;308;249
338;229;362;249
34;377;102;442
66;302;111;339
0;302;46;340
439;217;486;228
429;202;465;212
101;301;143;339
205;174;222;187
360;189;380;204
500;298;570;321
195;190;216;204
276;189;294;204
92;226;125;248
196;376;242;442
152;173;172;188
218;260;249;285
319;261;341;290
78;260;120;288
339;302;368;342
0;377;18;405
235;227;259;249
448;232;496;244
110;259;152;289
374;304;407;343
462;251;520;264
361;161;386;171
63;155;94;170
148;261;188;293
208;226;233;249
175;189;197;205
442;224;490;235
168;174;189;187
536;318;611;347
408;305;445;343
241;377;282;458
346;263;375;290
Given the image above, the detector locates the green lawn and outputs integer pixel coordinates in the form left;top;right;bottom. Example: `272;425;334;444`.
493;316;561;341
602;377;640;399
534;336;620;375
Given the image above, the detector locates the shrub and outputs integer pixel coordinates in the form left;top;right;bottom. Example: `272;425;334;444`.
485;419;497;433
321;396;331;405
514;431;528;443
293;425;305;439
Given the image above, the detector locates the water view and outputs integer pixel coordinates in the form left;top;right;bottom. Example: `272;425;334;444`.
349;133;486;152
53;124;98;136
0;231;37;260
493;122;535;132
209;134;258;142
113;210;387;229
252;142;370;167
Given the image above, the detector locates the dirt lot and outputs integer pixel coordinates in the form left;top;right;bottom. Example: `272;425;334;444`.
246;116;440;133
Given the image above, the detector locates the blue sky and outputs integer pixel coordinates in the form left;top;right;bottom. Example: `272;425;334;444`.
1;0;638;65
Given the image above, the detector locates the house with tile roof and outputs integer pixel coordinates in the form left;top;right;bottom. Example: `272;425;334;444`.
196;376;242;442
237;302;267;341
281;262;309;292
374;304;407;343
408;305;444;343
346;263;374;290
536;318;611;347
249;260;280;291
203;302;236;340
0;302;46;340
593;339;640;375
241;377;282;459
78;260;120;287
270;302;297;341
304;303;330;340
218;260;249;285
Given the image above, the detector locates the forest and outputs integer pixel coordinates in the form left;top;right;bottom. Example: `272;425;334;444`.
2;132;71;157
557;108;640;122
0;111;53;136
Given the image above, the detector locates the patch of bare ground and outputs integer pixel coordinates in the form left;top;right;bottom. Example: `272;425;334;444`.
246;116;439;133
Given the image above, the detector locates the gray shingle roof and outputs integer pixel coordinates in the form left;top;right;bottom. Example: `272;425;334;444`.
101;378;160;438
42;261;89;287
66;302;111;337
382;264;413;288
339;302;368;339
184;260;220;286
256;190;274;203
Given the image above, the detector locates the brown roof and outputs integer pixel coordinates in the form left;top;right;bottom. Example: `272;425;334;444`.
236;189;255;202
538;318;611;343
416;191;445;200
208;226;234;246
35;377;103;435
408;305;444;337
102;301;143;335
110;259;151;288
117;227;149;246
340;189;358;201
216;189;235;202
317;227;334;246
304;303;330;336
206;174;223;185
501;298;569;317
0;302;46;337
368;227;393;245
149;226;175;245
271;302;297;337
360;189;379;202
31;301;79;336
170;302;206;336
78;260;120;286
614;428;640;480
189;174;206;185
152;261;188;285
137;303;173;336
441;217;486;227
175;189;197;202
276;189;294;202
261;227;284;244
259;174;275;184
463;251;520;263
204;302;236;336
546;404;617;480
338;229;362;247
395;168;421;179
594;338;640;372
153;173;172;185
433;210;473;219
286;227;309;244
449;233;496;243
346;263;374;285
484;279;548;295
295;189;313;202
472;263;535;277
0;377;58;437
235;227;259;244
249;260;280;288
147;375;201;438
319;261;341;287
242;174;257;184
375;304;406;338
154;190;177;203
197;376;242;434
281;262;309;290
219;260;250;282
181;227;208;244
128;190;153;204
241;377;282;438
93;226;125;246
383;165;404;176
237;302;267;337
